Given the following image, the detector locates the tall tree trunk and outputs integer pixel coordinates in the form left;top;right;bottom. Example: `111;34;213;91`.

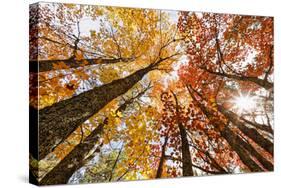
218;105;273;156
30;57;133;72
156;134;169;178
199;66;273;90
186;86;266;172
241;117;273;135
191;143;228;174
38;64;154;160
234;133;273;171
178;122;194;176
220;126;263;171
39;121;105;185
38;83;150;185
171;92;193;176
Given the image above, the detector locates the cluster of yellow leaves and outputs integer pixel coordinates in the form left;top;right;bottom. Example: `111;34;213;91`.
34;3;184;180
38;74;79;109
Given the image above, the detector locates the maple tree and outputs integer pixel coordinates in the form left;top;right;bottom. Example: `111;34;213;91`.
29;3;274;185
177;12;273;172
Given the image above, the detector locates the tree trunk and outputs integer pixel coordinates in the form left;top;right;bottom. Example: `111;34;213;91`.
186;86;265;172
39;121;104;185
39;86;144;185
156;134;169;178
178;122;194;176
235;133;273;171
206;107;272;171
241;117;273;135
171;92;193;176
200;67;273;90
220;126;263;171
218;105;273;156
30;57;133;72
38;65;153;160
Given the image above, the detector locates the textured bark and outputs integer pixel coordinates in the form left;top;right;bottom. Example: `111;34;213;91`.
39;121;104;185
220;126;263;171
156;135;169;178
39;86;144;185
172;92;193;176
241;117;273;135
30;57;133;72
38;65;153;160
218;105;273;156
178;122;194;176
204;109;267;171
236;134;273;171
186;86;264;172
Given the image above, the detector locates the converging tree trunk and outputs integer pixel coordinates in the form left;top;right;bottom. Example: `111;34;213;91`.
37;51;177;160
37;64;153;160
186;86;271;172
172;92;193;176
217;105;273;156
30;57;134;72
199;66;273;90
39;86;144;185
220;126;263;171
178;122;194;176
39;121;105;185
156;134;169;178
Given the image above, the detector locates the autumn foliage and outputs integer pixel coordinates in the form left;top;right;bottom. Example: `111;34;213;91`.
29;3;273;185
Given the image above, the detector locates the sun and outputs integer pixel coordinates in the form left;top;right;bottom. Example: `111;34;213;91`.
232;94;257;114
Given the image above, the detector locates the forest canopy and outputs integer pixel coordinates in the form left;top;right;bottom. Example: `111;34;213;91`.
29;2;273;185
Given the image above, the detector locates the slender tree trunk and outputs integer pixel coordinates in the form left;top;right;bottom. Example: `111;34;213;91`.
156;134;169;178
30;57;133;72
178;122;194;176
241;117;273;135
218;105;273;156
108;145;123;181
191;143;228;174
38;65;153;160
220;126;263;171
39;84;150;184
200;67;273;90
39;121;105;185
171;92;193;176
235;133;273;171
210;111;272;171
186;86;265;172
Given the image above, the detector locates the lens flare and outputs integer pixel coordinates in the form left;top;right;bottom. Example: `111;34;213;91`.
232;94;256;114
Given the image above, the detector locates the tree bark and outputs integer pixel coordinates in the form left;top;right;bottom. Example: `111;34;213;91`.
218;105;273;156
171;92;193;176
220;126;263;171
38;64;153;160
30;57;133;72
199;66;273;90
241;117;273;135
186;86;265;172
156;134;169;178
178;122;194;176
39;85;146;185
39;121;105;185
235;133;273;171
